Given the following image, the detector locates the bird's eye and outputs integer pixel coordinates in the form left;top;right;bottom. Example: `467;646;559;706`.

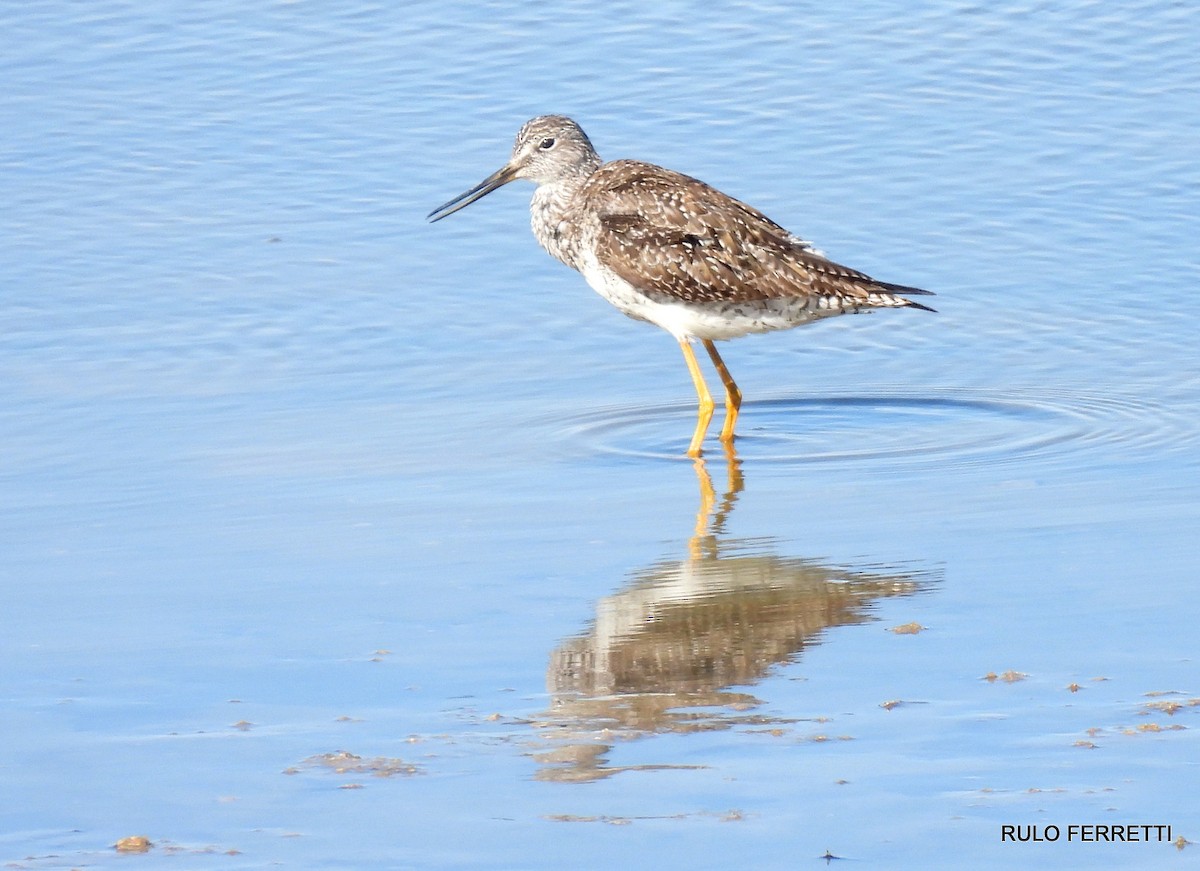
539;137;556;150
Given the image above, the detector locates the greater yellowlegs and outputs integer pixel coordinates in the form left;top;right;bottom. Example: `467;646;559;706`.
428;115;934;457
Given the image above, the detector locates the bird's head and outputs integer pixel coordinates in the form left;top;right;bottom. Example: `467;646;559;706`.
427;115;599;222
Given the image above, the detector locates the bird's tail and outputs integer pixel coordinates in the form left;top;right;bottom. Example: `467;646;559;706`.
874;280;936;312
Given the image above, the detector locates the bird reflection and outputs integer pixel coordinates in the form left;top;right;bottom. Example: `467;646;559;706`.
532;448;934;782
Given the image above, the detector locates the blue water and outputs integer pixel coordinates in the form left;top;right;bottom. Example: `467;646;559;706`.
3;3;1199;869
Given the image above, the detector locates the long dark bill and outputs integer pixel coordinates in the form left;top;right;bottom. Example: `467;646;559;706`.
426;164;520;223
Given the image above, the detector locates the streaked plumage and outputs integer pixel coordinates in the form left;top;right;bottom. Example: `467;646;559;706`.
428;115;934;456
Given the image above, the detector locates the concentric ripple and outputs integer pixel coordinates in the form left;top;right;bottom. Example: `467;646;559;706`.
552;388;1195;470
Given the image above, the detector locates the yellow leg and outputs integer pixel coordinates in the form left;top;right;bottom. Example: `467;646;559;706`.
702;339;742;444
679;339;714;458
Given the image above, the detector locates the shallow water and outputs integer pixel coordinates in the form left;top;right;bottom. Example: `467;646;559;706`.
3;2;1200;869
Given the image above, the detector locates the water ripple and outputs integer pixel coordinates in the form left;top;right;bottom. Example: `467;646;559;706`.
552;388;1195;471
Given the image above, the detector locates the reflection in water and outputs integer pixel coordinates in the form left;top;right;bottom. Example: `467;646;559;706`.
534;450;935;782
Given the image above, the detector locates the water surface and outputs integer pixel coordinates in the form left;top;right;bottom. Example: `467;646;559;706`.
3;2;1199;869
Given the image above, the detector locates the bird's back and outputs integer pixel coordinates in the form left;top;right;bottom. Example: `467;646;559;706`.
579;159;933;313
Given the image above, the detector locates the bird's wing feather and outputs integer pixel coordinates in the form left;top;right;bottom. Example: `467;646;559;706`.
585;160;932;309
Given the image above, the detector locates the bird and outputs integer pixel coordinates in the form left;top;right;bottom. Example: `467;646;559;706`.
427;115;934;458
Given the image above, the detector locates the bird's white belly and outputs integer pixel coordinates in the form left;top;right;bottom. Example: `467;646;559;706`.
577;255;831;342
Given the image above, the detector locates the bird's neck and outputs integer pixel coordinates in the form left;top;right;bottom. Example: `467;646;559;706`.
529;162;599;270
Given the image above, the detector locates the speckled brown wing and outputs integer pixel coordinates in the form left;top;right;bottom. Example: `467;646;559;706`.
586;160;933;310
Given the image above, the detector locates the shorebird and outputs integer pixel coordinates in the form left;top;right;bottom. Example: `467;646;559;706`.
428;116;934;457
